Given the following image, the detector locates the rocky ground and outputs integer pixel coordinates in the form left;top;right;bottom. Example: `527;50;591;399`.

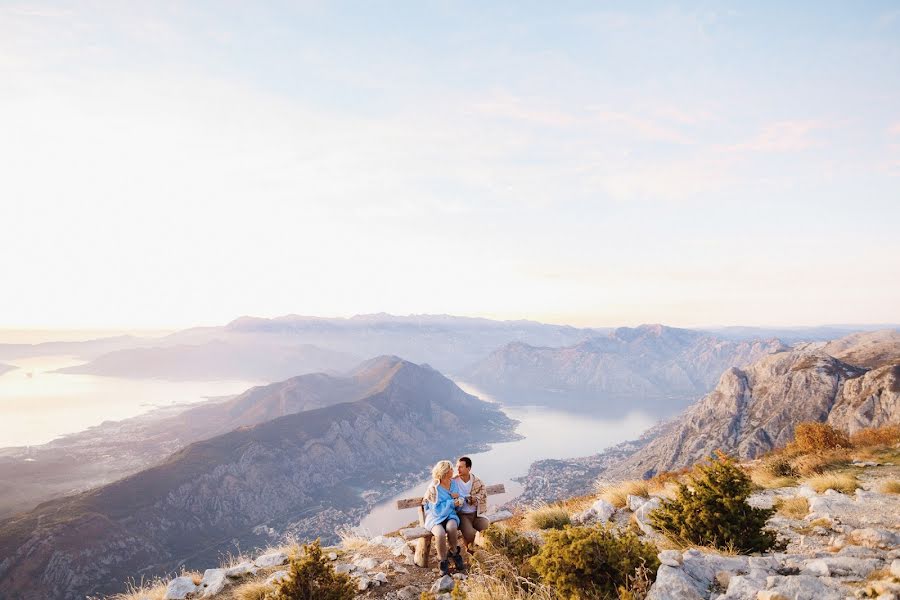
140;458;899;600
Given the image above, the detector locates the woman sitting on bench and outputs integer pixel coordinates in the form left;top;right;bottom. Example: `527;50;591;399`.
422;460;466;575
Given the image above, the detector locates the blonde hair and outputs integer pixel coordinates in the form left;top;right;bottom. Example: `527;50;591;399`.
431;460;453;482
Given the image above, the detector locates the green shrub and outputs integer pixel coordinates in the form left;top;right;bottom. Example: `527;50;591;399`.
529;525;659;600
482;525;540;575
267;539;354;600
650;453;776;553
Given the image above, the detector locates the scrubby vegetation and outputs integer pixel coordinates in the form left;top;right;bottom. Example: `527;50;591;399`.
850;425;900;448
650;453;776;553
524;505;572;530
773;496;809;519
805;472;859;494
789;422;850;453
530;525;659;600
268;539;354;600
597;480;650;508
482;525;540;576
878;479;900;494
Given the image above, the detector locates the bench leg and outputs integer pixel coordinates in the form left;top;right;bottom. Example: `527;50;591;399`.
414;536;431;568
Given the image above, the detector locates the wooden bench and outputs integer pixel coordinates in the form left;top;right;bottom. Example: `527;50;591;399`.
395;483;514;567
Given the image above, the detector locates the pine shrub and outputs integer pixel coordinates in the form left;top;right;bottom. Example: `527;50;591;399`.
267;539;354;600
482;525;540;576
650;453;776;553
529;525;659;600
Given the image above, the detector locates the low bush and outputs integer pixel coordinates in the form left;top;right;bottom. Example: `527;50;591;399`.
851;425;900;448
482;525;540;575
789;422;850;453
789;450;850;477
524;505;571;530
529;525;659;600
804;472;859;494
268;539;354;600
650;453;776;553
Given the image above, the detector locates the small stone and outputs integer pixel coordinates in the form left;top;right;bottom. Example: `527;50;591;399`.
397;585;421;600
224;561;257;578
199;569;227;597
803;559;830;577
334;563;353;574
627;495;649;511
164;576;198;600
589;498;617;523
757;591;790;600
374;572;388;583
848;528;900;550
891;559;900;579
659;550;682;567
266;570;289;585
715;571;733;589
355;557;379;570
453;573;467;580
431;575;455;593
357;576;371;591
254;551;289;568
328;552;338;561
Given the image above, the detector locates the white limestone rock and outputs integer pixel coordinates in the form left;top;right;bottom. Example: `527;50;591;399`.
891;559;900;578
627;495;649;511
356;576;371;591
224;561;257;578
764;574;844;600
254;551;289;568
265;570;289;585
634;497;662;535
431;575;455;593
397;586;421;600
659;550;683;567
355;557;380;570
848;528;900;550
164;576;198;600
199;568;227;597
647;565;706;600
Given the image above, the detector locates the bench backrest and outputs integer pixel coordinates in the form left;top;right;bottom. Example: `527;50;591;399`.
395;483;506;510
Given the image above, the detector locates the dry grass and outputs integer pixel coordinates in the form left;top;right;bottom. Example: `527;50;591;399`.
749;467;796;490
789;449;850;477
597;480;650;508
97;579;167;600
878;480;900;494
336;526;371;551
232;579;272;600
523;504;571;530
774;496;809;519
463;574;556;600
805;472;859;494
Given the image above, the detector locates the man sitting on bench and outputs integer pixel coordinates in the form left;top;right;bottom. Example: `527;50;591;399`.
453;456;490;554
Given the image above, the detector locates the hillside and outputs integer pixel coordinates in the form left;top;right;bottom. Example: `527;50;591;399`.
461;324;788;414
518;329;900;502
0;356;437;518
0;359;517;600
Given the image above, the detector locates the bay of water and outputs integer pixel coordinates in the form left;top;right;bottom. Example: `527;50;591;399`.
0;355;260;447
358;382;655;535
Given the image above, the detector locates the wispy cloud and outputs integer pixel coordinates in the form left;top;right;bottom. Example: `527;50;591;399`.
725;120;826;153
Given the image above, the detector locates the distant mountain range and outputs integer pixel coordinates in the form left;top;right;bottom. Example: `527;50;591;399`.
24;314;599;380
518;329;900;502
0;356;456;518
0;357;517;600
0;363;14;376
461;324;789;415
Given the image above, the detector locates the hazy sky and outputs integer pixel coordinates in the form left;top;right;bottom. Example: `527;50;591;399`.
2;2;899;329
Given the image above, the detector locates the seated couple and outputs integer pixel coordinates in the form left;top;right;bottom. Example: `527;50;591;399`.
422;456;489;576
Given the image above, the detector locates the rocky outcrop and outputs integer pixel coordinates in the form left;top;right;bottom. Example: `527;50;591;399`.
462;325;788;415
518;330;899;500
0;359;517;600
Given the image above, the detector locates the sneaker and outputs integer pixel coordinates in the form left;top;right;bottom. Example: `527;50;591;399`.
439;559;450;576
452;548;466;572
